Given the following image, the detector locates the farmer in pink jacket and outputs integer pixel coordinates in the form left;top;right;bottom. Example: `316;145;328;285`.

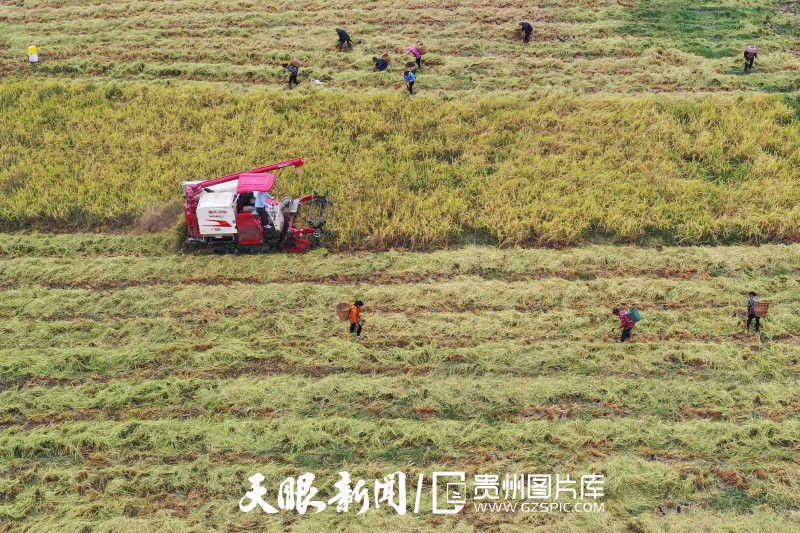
406;46;422;69
612;308;635;342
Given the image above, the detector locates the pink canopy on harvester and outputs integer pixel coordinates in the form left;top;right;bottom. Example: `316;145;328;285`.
237;173;275;193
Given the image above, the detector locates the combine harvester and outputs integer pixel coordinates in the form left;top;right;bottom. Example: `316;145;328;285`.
182;158;332;253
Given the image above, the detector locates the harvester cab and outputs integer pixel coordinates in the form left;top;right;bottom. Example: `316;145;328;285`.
182;158;332;253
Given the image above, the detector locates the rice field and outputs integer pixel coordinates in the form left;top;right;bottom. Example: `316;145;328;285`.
0;234;799;530
2;0;800;530
1;0;800;94
3;82;800;247
2;0;800;247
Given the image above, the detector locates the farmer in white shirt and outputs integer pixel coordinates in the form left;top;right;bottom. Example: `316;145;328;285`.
254;190;274;229
28;45;39;65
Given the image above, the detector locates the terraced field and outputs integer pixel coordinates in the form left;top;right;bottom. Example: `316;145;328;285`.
1;234;799;530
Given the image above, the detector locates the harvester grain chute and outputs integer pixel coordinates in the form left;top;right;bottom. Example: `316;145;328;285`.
182;158;332;253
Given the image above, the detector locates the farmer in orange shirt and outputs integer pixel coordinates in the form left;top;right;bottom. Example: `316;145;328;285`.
349;300;364;339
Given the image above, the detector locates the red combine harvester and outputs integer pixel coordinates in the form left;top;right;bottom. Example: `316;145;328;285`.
182;158;332;253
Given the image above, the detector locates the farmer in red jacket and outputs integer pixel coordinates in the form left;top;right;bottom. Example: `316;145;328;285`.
612;308;634;342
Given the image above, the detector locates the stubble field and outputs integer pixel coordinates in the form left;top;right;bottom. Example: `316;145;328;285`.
2;0;800;93
0;234;799;530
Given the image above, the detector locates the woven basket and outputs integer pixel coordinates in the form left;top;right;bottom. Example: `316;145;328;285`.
753;301;769;318
745;44;758;54
416;44;427;55
335;303;350;321
289;58;303;68
382;53;392;64
405;61;418;71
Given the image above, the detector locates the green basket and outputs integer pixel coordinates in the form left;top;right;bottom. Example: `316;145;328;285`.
628;307;642;323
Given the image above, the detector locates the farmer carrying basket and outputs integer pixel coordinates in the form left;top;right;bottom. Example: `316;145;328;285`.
746;291;768;332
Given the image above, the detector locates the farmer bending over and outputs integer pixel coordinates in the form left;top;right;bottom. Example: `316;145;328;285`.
406;47;422;69
518;21;533;44
612;308;634;342
27;44;39;65
336;28;353;51
373;56;389;71
349;300;364;339
744;44;758;72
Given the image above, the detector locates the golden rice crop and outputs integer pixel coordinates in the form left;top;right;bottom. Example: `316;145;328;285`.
2;81;800;248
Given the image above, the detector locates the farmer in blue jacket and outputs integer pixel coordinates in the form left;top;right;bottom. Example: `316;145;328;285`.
336;28;353;51
403;69;416;94
373;56;389;71
518;21;533;44
284;62;300;87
